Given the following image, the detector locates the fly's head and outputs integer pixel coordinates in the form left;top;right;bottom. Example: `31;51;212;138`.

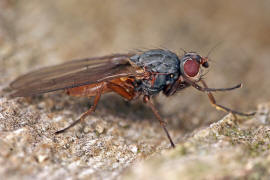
180;52;209;82
163;52;210;96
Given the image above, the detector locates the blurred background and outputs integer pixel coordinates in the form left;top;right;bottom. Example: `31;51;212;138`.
1;0;270;131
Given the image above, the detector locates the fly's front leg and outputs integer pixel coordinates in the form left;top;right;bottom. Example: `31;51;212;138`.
200;80;255;116
143;95;175;148
182;76;242;92
55;82;105;134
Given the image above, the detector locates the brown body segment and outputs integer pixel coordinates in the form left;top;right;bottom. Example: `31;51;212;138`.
66;82;110;97
66;77;136;100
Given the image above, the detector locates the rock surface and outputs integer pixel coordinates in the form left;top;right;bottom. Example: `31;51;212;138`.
125;112;270;179
1;0;270;179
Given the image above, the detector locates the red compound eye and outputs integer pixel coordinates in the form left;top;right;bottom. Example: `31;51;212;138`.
183;60;200;77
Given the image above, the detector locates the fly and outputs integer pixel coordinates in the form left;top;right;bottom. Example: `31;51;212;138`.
10;49;255;148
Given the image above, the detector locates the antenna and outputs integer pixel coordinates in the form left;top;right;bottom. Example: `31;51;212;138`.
206;41;224;58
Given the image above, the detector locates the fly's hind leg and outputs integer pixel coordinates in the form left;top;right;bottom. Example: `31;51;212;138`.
55;83;105;134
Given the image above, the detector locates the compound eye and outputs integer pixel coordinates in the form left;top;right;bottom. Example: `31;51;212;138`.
183;60;200;77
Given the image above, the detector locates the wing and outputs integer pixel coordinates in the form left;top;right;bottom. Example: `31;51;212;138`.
10;53;139;97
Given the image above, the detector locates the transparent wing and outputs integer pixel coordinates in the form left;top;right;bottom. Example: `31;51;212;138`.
10;53;138;97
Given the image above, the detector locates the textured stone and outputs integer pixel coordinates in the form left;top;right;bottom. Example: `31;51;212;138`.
1;1;269;179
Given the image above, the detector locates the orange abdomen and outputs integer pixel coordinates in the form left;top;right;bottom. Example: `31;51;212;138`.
66;77;135;98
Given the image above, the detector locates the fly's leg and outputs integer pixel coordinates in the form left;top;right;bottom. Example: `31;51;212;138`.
200;80;255;116
183;75;255;116
55;83;104;134
108;83;175;147
143;95;175;148
107;82;135;100
182;76;242;92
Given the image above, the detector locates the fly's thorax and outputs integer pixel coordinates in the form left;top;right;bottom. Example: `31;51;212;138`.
130;49;180;95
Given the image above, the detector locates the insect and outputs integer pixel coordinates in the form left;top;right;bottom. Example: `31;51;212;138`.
10;49;255;148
